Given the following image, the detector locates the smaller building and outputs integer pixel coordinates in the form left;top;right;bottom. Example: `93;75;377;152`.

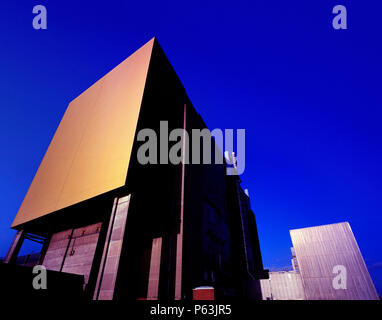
260;270;305;300
261;222;379;300
290;222;379;300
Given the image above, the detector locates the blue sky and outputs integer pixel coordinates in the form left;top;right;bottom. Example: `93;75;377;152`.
1;1;381;294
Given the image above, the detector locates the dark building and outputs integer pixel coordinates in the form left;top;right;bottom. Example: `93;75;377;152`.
3;38;267;300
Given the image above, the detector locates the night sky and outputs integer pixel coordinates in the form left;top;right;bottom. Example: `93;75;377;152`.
1;1;381;295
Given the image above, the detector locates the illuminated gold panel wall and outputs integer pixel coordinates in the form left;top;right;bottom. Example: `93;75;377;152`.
12;38;155;228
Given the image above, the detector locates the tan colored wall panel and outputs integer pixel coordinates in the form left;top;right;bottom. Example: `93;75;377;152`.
12;38;154;228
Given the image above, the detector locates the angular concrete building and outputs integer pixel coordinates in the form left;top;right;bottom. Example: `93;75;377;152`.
290;222;379;300
260;222;379;300
3;38;267;300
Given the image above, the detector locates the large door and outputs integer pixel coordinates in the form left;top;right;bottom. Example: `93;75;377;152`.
43;222;102;284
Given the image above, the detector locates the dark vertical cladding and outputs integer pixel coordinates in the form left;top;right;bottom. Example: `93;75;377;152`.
115;39;185;300
183;109;235;299
115;38;267;299
226;176;268;298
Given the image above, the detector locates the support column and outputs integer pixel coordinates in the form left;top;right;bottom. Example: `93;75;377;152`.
175;103;186;300
93;195;131;300
4;230;25;264
147;237;162;300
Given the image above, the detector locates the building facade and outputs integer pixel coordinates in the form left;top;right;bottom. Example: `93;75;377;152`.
3;38;267;300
